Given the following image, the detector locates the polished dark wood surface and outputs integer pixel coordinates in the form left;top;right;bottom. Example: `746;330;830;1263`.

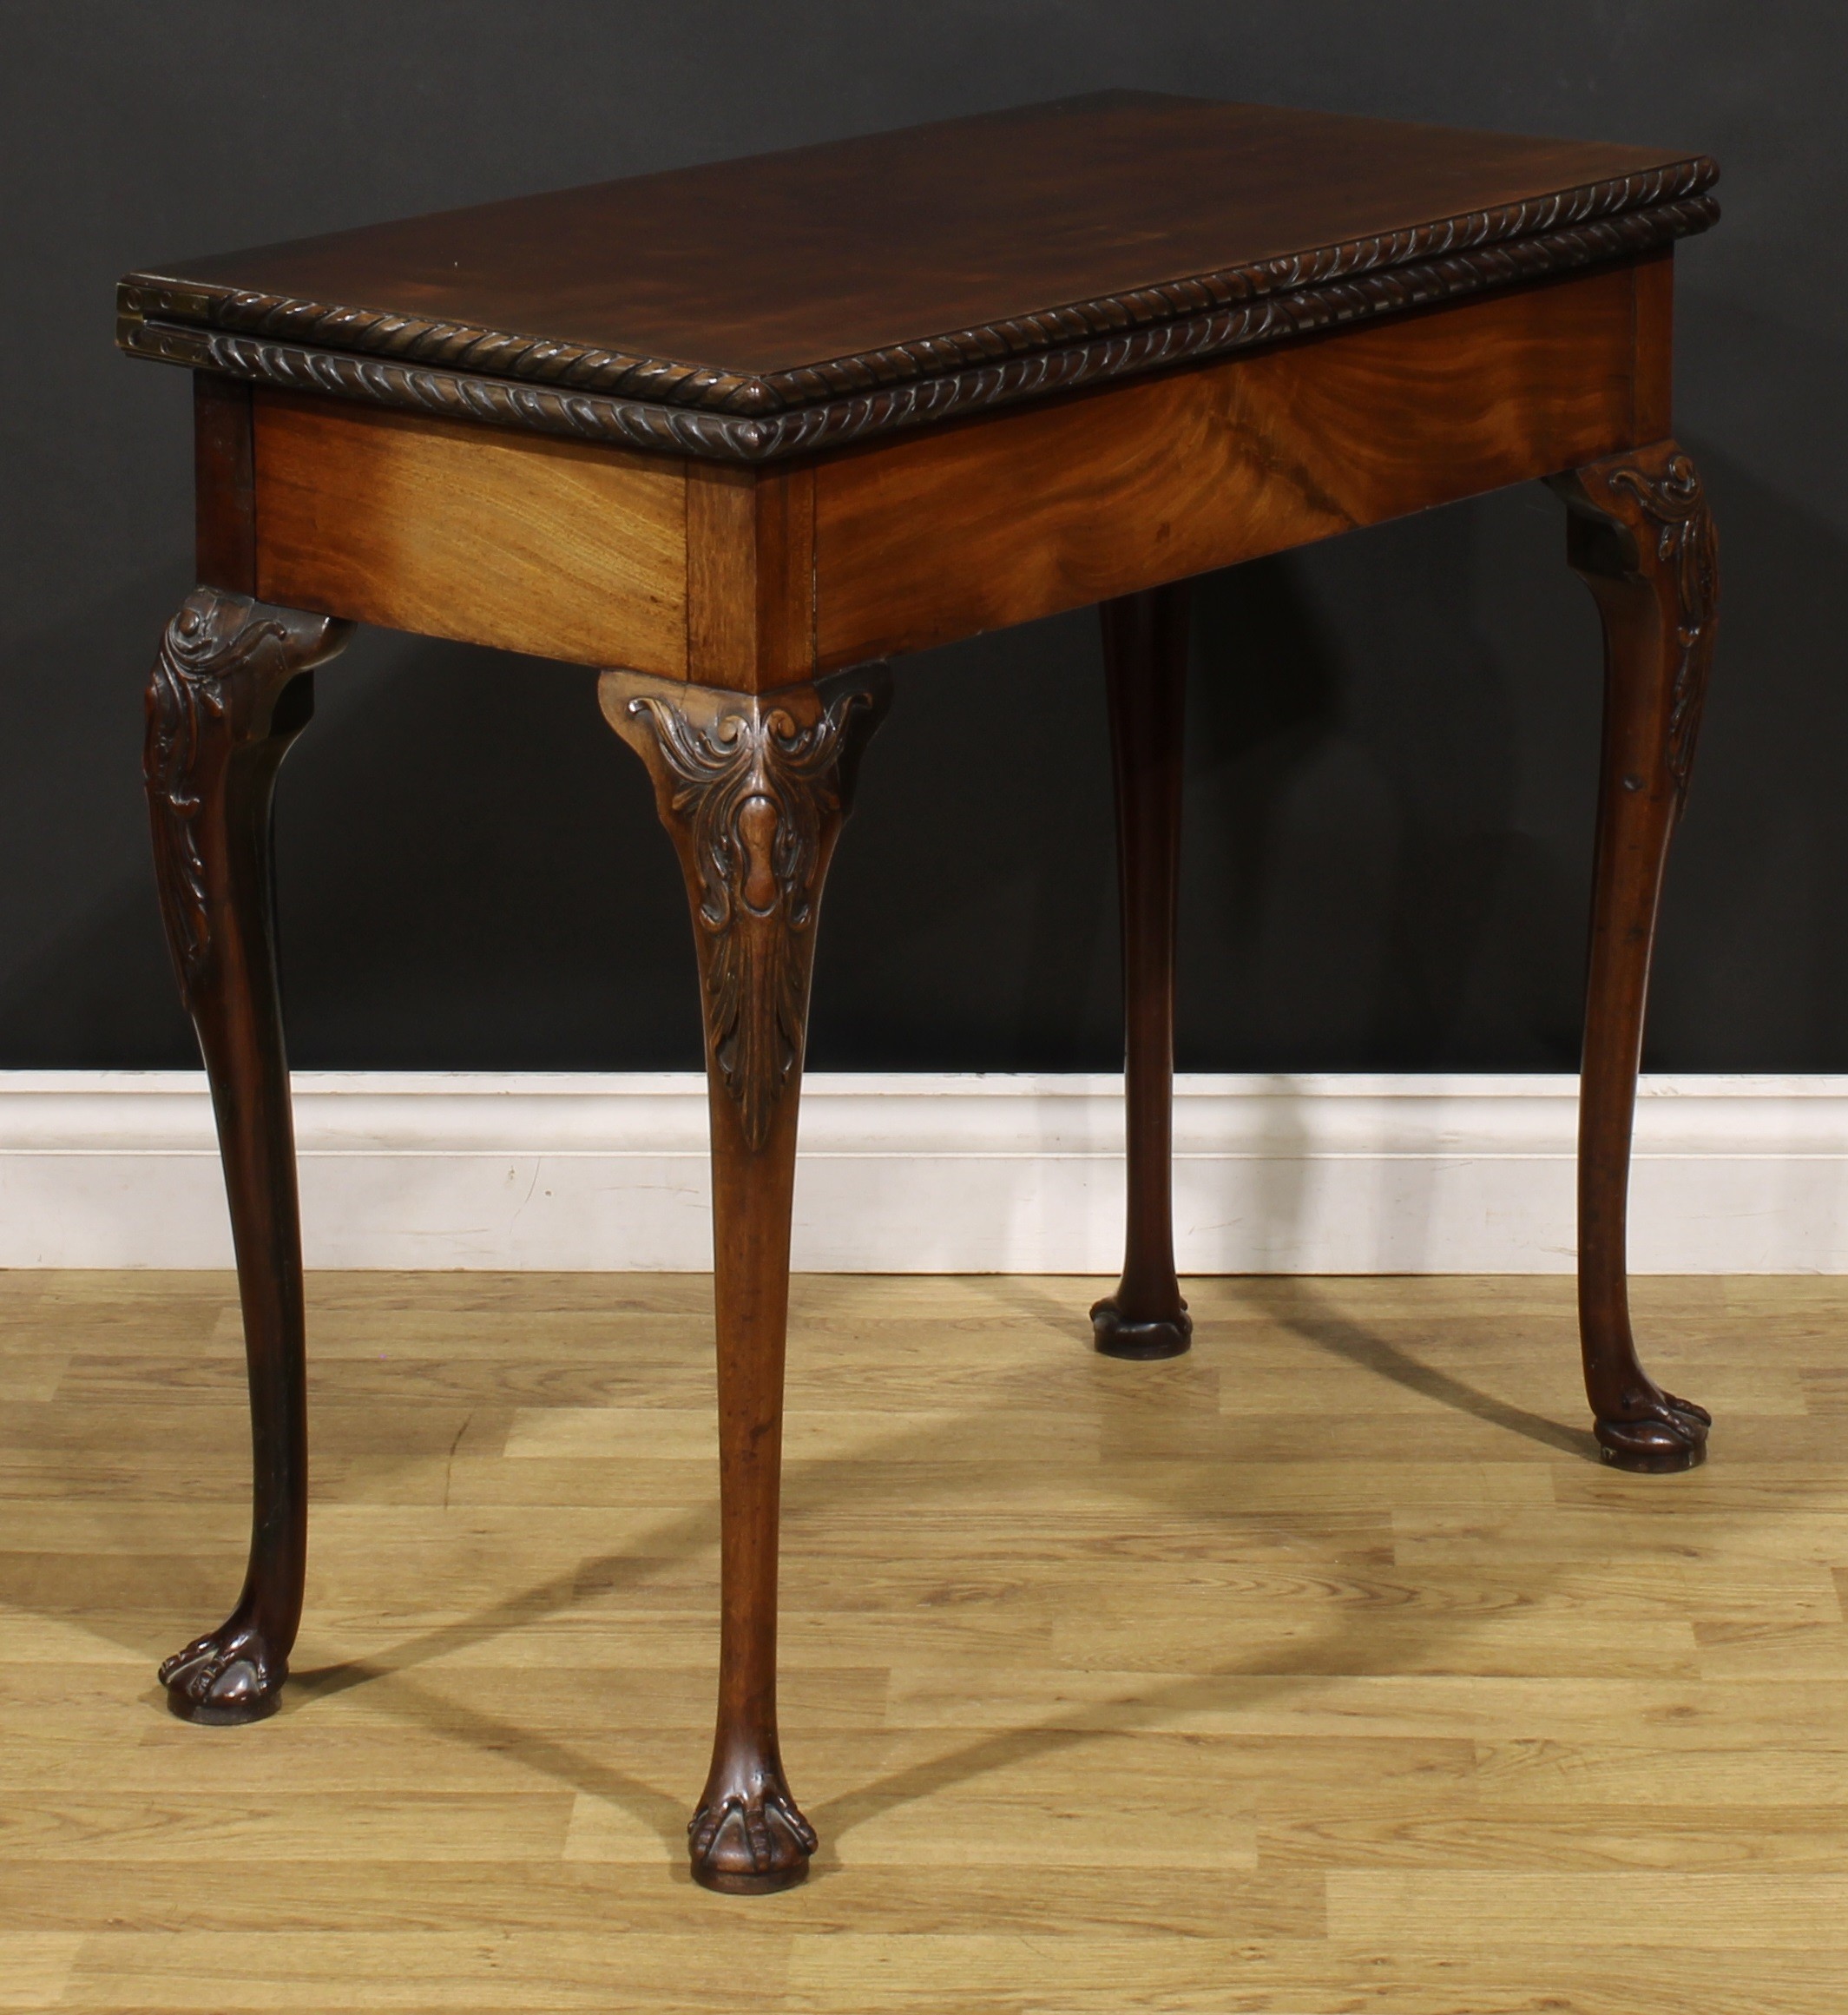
118;93;1715;459
122;94;1722;1891
1092;585;1193;1361
1551;440;1718;1472
126;93;1707;379
193;374;258;592
143;586;351;1722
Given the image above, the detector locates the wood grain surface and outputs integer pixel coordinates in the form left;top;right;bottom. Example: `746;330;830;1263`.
252;391;688;674
193;375;258;595
121;93;1709;407
3;1269;1844;2012
684;461;817;690
814;265;1648;668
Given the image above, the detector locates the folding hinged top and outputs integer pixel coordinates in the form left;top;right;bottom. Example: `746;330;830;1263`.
119;90;1716;462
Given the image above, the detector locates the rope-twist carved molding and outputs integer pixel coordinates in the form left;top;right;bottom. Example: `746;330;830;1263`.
120;158;1715;415
119;189;1717;462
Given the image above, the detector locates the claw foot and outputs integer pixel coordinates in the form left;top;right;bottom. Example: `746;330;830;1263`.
688;1769;817;1893
1090;1296;1192;1360
158;1620;286;1725
1595;1391;1712;1474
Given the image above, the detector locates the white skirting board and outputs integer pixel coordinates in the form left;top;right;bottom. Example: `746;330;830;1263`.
1;1070;1845;1273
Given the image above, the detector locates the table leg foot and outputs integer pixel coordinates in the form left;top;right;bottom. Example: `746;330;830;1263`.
1595;1392;1712;1473
689;1760;817;1893
1090;1297;1193;1360
159;1610;287;1725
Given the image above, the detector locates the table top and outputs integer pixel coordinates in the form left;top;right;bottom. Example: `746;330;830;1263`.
120;91;1717;463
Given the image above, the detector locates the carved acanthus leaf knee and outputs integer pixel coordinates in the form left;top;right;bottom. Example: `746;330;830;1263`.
1549;441;1718;815
600;664;892;1150
145;587;352;1006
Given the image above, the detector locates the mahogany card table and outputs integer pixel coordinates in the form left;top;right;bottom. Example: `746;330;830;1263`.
119;91;1720;1893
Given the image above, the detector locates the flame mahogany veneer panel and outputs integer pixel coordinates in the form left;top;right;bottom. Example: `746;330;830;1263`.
811;263;1657;670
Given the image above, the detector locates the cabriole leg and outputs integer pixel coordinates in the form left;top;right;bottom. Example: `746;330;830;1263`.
1091;584;1193;1360
601;662;891;1892
1550;442;1716;1472
145;586;352;1720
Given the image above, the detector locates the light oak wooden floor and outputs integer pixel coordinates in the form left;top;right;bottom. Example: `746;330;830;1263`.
2;1270;1845;2013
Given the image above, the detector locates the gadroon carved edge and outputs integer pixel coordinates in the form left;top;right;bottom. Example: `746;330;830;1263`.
119;188;1718;464
120;158;1718;412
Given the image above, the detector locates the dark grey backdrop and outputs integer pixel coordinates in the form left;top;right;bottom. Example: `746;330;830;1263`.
3;3;1843;1074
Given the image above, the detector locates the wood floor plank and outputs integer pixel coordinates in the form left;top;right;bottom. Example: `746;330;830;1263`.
0;1936;83;2011
1;1270;1845;2012
1327;1870;1848;1946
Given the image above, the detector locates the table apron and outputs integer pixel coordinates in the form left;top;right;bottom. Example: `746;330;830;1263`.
230;255;1669;688
812;259;1667;668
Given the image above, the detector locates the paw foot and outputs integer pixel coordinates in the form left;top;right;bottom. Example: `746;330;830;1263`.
1595;1392;1711;1473
158;1623;286;1726
688;1775;816;1894
1090;1296;1192;1360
